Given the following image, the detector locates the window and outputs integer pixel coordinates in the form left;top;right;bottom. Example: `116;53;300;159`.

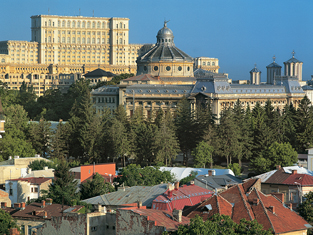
207;62;210;66
97;22;100;28
72;21;75;27
62;21;65;27
87;22;90;28
9;188;13;196
212;62;215;66
77;21;81;27
82;21;86;28
92;22;95;28
166;66;171;71
67;21;70;27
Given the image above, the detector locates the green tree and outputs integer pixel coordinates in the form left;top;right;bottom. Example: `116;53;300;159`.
46;160;79;205
28;159;55;170
0;209;19;235
80;173;115;200
299;191;313;227
192;141;214;168
116;164;174;187
180;171;198;186
27;120;52;158
50;122;71;160
154;122;180;166
227;163;242;176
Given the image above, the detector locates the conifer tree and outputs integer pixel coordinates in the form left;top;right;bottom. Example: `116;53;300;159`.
50;122;70;160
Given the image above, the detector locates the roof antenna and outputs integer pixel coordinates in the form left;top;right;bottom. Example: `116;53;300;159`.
79;8;81;16
48;8;50;15
93;10;94;17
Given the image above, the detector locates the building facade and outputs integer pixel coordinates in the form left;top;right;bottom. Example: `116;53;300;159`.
91;22;305;119
0;15;145;96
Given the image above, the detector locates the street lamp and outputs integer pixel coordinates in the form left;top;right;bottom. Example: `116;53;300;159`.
294;182;302;204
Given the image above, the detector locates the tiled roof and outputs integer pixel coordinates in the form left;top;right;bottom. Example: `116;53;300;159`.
195;174;242;190
8;177;51;185
5;202;83;220
183;178;310;234
121;208;190;231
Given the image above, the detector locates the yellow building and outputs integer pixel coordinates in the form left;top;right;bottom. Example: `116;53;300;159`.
0;15;145;96
194;57;219;73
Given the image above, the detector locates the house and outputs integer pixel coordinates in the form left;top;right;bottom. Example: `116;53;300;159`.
5;177;52;204
23;167;54;179
183;178;311;235
152;181;213;212
0;156;51;189
255;166;313;208
159;167;234;181
82;183;168;210
116;205;189;235
0;189;11;207
84;68;116;85
2;199;84;235
37;206;116;235
70;163;116;184
194;170;242;192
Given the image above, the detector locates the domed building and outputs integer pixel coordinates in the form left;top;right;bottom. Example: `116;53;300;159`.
136;21;194;78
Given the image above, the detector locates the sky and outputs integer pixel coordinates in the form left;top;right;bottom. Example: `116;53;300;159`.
1;0;313;82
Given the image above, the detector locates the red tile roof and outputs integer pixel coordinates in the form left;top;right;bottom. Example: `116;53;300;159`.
263;168;313;186
152;184;213;211
3;202;83;220
120;208;190;231
183;178;310;234
8;177;51;185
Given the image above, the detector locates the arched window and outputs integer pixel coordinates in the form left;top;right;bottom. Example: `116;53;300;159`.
77;21;81;27
107;22;110;28
52;22;54;26
49;20;51;26
72;38;75;43
82;38;85;43
67;21;71;27
97;22;100;28
82;21;86;28
119;38;123;44
62;21;65;27
48;36;51;42
77;37;81;43
62;37;65;43
97;38;100;44
1;58;5;63
212;62;215;66
87;22;91;28
207;62;210;66
58;21;60;27
67;37;70;43
92;38;95;44
87;38;90;43
72;21;75;27
102;22;105;28
120;22;122;28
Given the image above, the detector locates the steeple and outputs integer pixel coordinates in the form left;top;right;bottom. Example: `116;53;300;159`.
250;63;261;85
284;50;303;81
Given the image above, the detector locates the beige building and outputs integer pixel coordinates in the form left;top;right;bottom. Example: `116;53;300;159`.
0;189;11;207
0;15;145;96
0;156;51;188
194;57;219;73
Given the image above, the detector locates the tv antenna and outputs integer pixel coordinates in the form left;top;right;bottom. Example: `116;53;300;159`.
93;10;94;17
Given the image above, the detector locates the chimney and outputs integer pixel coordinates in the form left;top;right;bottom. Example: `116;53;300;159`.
59;119;63;122
190;181;194;185
46;198;53;205
1;202;7;208
28;168;32;174
167;183;174;191
172;209;182;222
14;203;21;209
292;170;297;175
41;200;46;208
289;203;293;210
44;166;48;170
270;192;284;203
269;206;275;214
253;198;259;205
174;182;180;191
168;190;173;197
137;200;142;209
97;204;102;212
9;228;20;235
21;202;25;210
208;170;213;176
43;211;47;218
9;156;12;160
276;165;281;170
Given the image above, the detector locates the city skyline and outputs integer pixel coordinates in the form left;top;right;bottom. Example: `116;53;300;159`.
1;0;313;81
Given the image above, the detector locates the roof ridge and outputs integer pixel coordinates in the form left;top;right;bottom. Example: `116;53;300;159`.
237;184;254;220
255;189;276;233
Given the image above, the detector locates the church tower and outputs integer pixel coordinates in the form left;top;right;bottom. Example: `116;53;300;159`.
250;64;261;85
266;55;282;85
284;50;303;81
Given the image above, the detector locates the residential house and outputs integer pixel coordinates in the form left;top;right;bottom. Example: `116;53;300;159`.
5;177;52;204
183;178;311;235
70;163;116;184
82;183;168;210
116;205;189;235
255;166;313;208
0;156;51;189
2;199;84;235
0;189;11;207
194;170;242;192
152;181;213;212
23;167;54;179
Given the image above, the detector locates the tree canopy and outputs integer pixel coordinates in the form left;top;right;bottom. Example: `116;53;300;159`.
0;209;19;235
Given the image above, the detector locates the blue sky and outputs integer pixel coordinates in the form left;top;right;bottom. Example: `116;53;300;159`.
1;0;313;81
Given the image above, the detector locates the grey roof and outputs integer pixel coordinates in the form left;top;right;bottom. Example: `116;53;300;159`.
91;85;119;95
82;184;168;208
281;77;304;94
160;77;196;82
84;68;116;78
137;23;193;63
125;84;194;95
302;85;313;90
230;84;286;94
266;62;282;68
194;174;242;190
194;68;226;78
191;77;232;94
284;57;302;64
250;67;261;73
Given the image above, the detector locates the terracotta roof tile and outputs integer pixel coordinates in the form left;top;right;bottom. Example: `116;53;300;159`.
283;174;313;186
264;168;290;184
